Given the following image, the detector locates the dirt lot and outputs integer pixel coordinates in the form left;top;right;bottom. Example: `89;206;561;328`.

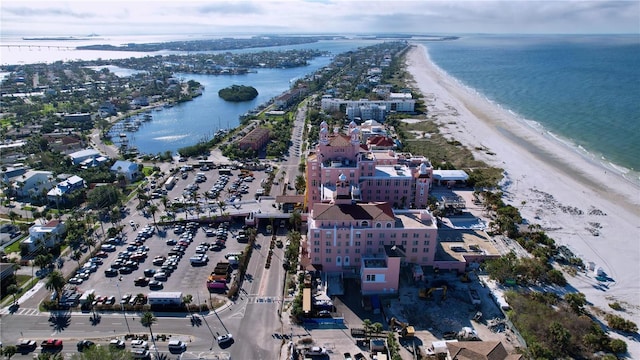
386;271;522;356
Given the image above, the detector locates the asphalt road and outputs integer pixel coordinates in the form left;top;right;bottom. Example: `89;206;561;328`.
1;101;308;360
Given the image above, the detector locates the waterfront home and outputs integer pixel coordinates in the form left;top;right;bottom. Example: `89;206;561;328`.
110;160;139;182
68;149;102;165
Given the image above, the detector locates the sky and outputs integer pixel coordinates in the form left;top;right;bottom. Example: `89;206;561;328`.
1;0;638;36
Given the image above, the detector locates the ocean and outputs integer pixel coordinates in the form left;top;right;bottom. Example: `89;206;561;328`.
420;35;640;180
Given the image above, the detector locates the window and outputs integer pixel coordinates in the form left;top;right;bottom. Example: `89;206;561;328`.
424;233;430;238
325;241;331;246
336;256;342;265
423;240;430;245
356;233;361;239
355;257;360;263
402;233;408;238
337;234;341;239
376;223;382;228
386;223;392;228
313;240;320;245
355;241;361;246
325;249;332;254
379;233;385;239
413;233;419;238
361;221;369;227
366;240;373;246
314;257;320;262
378;241;384;246
366;274;376;282
367;233;373;238
314;248;320;253
390;233;396;238
345;248;349;254
325;257;332;263
355;248;361;254
314;233;320;238
413;240;419;245
411;248;418;253
423;248;429;253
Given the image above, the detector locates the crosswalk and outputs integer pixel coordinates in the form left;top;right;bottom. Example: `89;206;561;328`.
0;307;40;316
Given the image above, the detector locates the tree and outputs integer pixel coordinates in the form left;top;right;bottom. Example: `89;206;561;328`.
363;319;372;340
564;292;587;314
141;311;160;358
148;204;158;228
289;211;302;231
70;343;133;360
372;322;384;338
34;254;53;271
2;345;18;360
608;338;628;354
7;284;19;304
183;294;193;315
548;321;571;353
45;270;66;304
85;292;96;316
8;210;19;224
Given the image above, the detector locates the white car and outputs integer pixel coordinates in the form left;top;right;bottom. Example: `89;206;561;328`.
130;339;148;349
307;346;328;356
217;333;233;345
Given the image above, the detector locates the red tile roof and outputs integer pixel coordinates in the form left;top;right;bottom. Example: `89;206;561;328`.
312;202;394;221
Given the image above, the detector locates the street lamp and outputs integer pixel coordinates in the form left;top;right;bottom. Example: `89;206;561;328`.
115;281;131;333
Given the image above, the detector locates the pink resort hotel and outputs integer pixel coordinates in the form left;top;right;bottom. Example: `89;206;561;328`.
303;121;499;295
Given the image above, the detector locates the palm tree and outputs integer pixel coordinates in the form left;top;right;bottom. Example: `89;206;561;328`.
289;211;302;231
148;204;158;228
363;319;372;341
85;292;96;316
183;294;193;316
45;270;66;304
372;322;384;338
8;210;19;224
141;311;160;358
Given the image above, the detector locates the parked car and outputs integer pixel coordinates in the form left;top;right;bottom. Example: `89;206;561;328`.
109;339;125;349
306;347;328;356
168;340;186;353
16;340;37;353
77;340;95;352
130;340;148;349
143;268;156;277
104;268;118;277
134;277;150;286
148;281;163;290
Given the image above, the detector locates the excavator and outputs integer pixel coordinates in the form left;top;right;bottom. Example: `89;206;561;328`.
389;317;415;338
419;285;447;300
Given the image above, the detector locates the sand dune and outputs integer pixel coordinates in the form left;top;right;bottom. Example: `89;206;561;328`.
406;43;640;352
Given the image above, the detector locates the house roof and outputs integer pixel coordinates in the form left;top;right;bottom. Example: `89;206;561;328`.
111;160;137;172
312;202;394;221
69;149;100;159
447;341;520;360
433;170;469;181
43;220;61;228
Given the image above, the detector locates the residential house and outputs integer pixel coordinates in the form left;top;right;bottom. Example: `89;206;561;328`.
47;175;86;204
69;149;102;165
11;170;54;200
22;220;66;252
110;160;139;182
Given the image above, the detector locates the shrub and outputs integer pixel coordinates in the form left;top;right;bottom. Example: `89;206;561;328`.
605;314;638;333
608;302;624;311
608;338;627;354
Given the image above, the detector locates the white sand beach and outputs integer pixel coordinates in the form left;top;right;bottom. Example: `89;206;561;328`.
406;43;640;349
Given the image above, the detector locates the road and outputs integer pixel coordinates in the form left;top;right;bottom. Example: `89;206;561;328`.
1;100;308;360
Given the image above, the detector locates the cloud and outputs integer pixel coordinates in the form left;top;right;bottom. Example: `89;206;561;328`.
1;0;638;35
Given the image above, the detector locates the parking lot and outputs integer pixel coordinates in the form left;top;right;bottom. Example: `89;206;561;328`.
62;166;277;308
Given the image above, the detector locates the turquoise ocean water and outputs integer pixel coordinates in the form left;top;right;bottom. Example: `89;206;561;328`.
420;35;640;179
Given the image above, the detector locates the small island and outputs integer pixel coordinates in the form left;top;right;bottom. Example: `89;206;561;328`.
218;85;258;102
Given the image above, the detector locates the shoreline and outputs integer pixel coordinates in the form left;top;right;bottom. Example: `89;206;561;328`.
405;43;639;349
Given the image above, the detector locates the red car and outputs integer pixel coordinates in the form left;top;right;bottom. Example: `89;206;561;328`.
96;251;109;258
41;339;63;348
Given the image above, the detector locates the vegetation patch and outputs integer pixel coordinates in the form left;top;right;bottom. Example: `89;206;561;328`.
218;85;258;102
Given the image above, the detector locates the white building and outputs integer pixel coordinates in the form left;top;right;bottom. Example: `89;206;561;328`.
22;220;66;252
11;170;54;200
